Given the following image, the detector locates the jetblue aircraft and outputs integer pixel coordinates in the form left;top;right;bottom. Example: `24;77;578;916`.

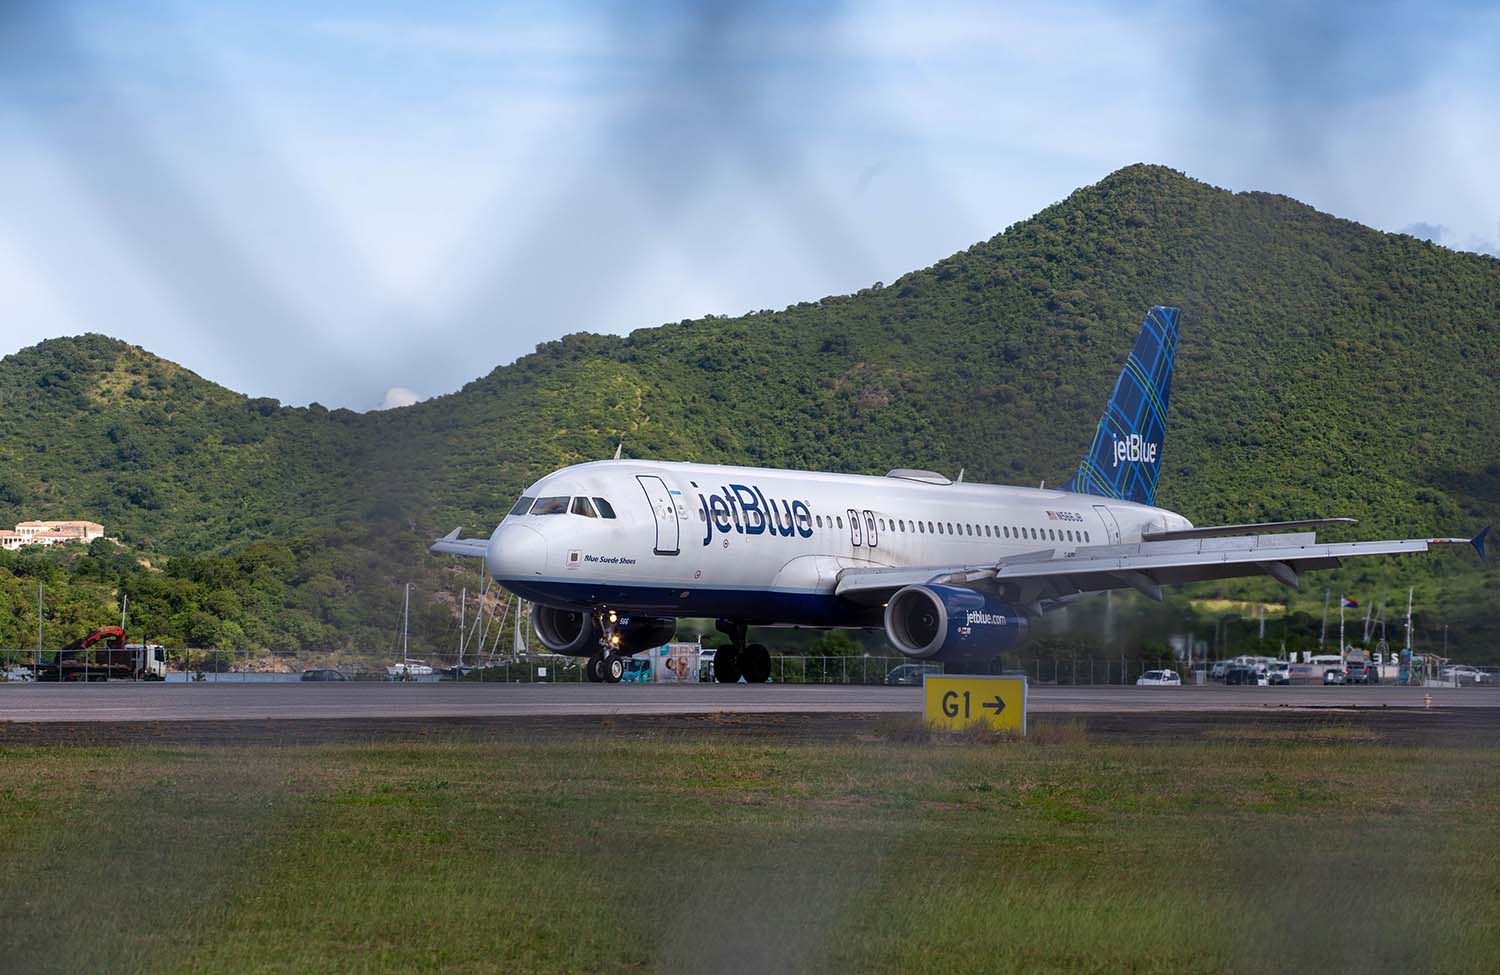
435;307;1487;683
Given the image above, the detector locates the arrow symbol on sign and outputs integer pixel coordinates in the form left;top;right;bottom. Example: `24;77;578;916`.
981;695;1006;715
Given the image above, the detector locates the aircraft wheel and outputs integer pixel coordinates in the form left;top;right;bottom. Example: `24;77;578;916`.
715;645;742;683
603;654;626;684
586;654;605;682
742;644;771;683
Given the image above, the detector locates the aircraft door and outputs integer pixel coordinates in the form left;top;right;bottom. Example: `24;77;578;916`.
636;475;680;556
863;510;878;548
847;508;863;547
1093;505;1121;544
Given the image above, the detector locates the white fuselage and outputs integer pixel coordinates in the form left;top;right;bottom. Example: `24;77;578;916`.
487;460;1192;626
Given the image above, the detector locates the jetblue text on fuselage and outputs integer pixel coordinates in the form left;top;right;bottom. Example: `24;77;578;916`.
1112;433;1158;469
696;483;814;546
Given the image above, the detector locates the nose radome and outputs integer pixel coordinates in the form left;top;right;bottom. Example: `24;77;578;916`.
487;524;547;579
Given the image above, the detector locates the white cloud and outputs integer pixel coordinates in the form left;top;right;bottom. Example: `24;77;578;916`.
376;387;423;410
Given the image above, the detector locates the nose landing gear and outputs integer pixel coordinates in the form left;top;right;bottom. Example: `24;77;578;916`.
587;609;627;683
587;649;627;683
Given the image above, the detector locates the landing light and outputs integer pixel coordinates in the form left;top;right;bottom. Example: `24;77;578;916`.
610;634;621;646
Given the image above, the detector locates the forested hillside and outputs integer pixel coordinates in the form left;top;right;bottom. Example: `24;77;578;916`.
2;165;1496;660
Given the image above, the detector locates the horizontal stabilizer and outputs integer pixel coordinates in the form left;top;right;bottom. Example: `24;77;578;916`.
1141;518;1356;542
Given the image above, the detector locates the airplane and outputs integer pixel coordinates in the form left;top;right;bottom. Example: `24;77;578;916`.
433;306;1488;683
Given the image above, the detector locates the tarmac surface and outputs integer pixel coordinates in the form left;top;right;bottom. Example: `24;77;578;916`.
2;680;1497;723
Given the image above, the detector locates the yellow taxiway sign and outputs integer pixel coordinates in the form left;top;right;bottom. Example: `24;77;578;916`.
922;674;1028;734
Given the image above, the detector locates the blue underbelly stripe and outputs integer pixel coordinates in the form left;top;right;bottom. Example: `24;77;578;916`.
496;577;878;627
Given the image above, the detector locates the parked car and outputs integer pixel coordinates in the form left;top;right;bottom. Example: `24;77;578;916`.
885;663;942;686
1440;665;1489;685
1344;660;1379;684
1323;668;1347;685
1265;661;1291;685
1224;666;1266;686
300;668;350;681
1209;661;1232;681
1136;669;1182;686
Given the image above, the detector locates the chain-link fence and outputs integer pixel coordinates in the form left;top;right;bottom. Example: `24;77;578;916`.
1;648;935;685
6;647;1496;687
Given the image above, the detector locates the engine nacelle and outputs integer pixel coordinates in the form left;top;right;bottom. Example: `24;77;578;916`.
614;615;677;655
884;585;1028;661
533;605;599;654
533;607;676;657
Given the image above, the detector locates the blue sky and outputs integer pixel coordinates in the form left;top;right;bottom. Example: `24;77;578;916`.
3;0;1497;409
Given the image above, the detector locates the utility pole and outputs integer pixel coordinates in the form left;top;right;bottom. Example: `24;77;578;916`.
120;592;129;632
1320;589;1329;648
37;582;43;675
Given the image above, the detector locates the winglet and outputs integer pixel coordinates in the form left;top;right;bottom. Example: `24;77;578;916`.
1473;525;1490;561
440;527;461;541
613;442;623;460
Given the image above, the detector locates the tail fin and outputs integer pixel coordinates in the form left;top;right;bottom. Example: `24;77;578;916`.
1061;305;1179;506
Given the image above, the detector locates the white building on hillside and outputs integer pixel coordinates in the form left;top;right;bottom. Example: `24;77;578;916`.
5;521;106;549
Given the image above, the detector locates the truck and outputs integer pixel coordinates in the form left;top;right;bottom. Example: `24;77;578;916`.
1343;648;1380;685
34;626;168;681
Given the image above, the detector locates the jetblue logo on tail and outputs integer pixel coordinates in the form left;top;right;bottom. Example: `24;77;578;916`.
1112;433;1157;469
1061;306;1178;506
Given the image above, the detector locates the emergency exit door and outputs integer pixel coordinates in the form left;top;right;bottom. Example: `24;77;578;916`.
1093;505;1122;544
636;475;680;555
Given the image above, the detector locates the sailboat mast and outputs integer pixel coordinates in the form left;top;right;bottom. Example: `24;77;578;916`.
1404;587;1413;650
514;596;526;658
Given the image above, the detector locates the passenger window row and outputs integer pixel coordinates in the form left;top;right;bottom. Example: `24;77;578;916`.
803;512;1090;545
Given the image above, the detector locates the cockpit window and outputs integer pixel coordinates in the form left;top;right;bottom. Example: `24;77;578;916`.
510;496;536;517
593;497;617;519
571;496;597;518
530;496;569;515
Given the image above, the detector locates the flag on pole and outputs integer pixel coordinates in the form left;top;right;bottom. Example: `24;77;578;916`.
1340;596;1359;608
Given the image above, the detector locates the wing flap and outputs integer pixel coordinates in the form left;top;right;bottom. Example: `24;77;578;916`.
835;532;1473;606
1141;517;1356;541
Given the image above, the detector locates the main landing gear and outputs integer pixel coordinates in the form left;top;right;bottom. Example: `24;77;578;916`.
713;619;771;683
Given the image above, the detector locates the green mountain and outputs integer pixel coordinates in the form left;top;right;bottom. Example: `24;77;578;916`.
2;165;1496;661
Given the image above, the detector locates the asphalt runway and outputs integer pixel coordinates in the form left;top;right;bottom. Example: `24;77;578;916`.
2;680;1497;723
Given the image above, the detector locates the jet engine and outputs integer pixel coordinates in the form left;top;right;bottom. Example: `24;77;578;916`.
533;605;600;655
884;585;1028;661
614;615;677;655
533;606;677;657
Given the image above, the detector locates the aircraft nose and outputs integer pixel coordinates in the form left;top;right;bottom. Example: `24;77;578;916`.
487;524;548;579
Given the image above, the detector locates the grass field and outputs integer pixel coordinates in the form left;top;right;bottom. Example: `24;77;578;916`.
1;720;1497;974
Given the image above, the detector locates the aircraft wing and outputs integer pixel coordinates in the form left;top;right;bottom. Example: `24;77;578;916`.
430;528;489;559
835;527;1488;613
